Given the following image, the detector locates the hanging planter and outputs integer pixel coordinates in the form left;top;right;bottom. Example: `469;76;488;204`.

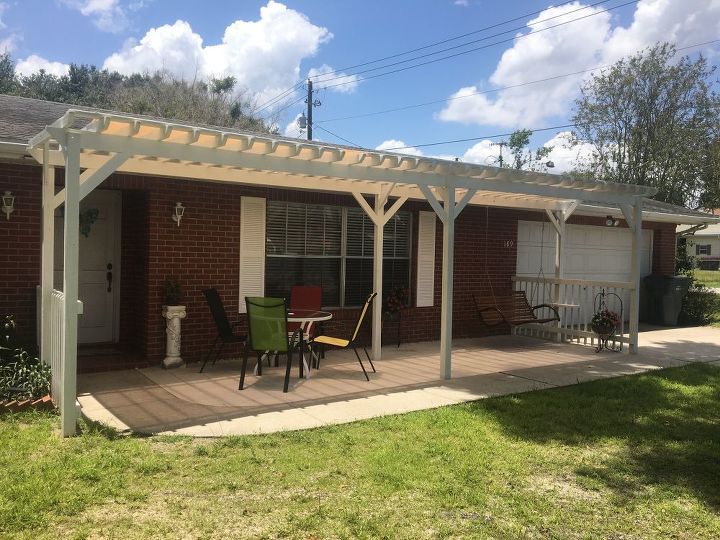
591;290;623;353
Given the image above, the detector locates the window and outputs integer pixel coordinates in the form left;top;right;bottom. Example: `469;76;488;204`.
696;244;712;256
265;201;411;307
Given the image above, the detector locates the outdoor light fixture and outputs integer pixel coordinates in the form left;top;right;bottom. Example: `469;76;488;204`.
605;215;620;227
171;202;185;227
1;191;14;220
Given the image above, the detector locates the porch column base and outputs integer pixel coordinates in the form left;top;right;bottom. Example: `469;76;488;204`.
162;305;186;368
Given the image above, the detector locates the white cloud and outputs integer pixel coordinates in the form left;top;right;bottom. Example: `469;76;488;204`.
602;0;720;64
454;0;470;6
0;2;7;30
307;64;360;93
15;55;70;77
61;0;128;33
102;1;332;108
375;139;424;156
283;113;304;137
541;131;595;173
0;35;15;54
461;139;500;165
440;0;720;129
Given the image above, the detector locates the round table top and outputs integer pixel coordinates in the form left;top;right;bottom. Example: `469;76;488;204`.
287;309;333;322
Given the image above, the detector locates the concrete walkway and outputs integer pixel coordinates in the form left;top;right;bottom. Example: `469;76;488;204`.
77;325;720;437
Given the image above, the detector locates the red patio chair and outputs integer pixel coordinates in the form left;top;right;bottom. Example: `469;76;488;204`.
288;285;323;337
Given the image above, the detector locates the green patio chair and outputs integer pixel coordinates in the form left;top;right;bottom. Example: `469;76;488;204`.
310;292;377;381
241;296;303;393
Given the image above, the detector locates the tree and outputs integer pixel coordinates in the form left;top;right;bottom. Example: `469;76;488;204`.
572;43;720;208
0;55;271;133
506;129;553;171
0;53;16;94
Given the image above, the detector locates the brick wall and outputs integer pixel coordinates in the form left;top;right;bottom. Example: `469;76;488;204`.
0;161;41;347
0;160;680;367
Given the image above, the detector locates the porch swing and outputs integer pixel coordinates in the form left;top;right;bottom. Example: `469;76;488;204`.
473;207;559;329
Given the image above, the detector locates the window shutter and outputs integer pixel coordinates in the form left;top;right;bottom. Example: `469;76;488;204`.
239;197;266;313
696;244;701;255
416;211;436;307
708;245;712;256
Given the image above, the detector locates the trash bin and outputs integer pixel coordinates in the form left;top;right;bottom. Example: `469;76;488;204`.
642;275;692;326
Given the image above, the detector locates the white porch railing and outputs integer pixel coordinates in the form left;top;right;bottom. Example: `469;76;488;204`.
511;276;634;349
49;289;65;404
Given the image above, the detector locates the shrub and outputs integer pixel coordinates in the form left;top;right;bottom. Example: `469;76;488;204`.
678;286;720;326
0;315;51;401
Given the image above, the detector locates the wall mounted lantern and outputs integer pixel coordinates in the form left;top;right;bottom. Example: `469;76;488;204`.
1;191;14;220
171;202;185;227
605;215;620;227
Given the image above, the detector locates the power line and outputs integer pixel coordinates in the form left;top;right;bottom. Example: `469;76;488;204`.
254;2;597;113
317;0;639;90
313;124;361;147
316;38;720;123
383;123;578;151
253;81;305;115
312;0;613;86
310;0;601;80
266;92;307;118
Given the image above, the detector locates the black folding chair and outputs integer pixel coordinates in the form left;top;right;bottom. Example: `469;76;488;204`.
200;288;246;373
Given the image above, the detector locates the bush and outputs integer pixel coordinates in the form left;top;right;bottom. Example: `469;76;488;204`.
0;315;51;401
678;286;720;326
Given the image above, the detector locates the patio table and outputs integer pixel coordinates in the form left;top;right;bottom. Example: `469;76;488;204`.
287;309;332;378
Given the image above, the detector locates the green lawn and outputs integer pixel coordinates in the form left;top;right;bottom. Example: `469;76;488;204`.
1;364;719;539
693;269;720;289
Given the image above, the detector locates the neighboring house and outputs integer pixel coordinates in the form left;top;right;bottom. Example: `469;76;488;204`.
679;223;720;270
0;94;717;377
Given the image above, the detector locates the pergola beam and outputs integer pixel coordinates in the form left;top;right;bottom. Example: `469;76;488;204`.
34;129;651;206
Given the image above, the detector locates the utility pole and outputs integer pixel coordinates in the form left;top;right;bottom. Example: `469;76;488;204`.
491;140;507;167
304;78;321;141
306;78;314;140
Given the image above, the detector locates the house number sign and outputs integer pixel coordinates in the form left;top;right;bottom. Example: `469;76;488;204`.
504;240;515;248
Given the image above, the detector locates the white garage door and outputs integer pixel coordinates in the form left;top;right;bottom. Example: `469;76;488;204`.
516;221;653;281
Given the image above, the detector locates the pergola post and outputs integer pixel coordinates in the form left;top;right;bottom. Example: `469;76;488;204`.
371;192;385;362
439;186;456;379
40;144;55;363
61;132;81;437
352;187;408;361
628;198;643;354
419;183;476;379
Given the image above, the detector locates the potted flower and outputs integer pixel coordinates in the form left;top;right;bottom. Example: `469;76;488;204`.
590;308;621;338
161;278;186;368
383;286;409;321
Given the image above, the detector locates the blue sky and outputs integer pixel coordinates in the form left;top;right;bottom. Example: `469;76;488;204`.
1;0;718;170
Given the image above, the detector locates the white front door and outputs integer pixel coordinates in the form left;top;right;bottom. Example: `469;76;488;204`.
54;190;122;344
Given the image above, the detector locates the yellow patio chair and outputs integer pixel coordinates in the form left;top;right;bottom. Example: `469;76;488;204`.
310;292;377;380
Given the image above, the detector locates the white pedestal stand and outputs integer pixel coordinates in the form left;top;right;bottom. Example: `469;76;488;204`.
162;305;186;368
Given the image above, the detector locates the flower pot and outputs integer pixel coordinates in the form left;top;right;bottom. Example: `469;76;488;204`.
591;322;615;338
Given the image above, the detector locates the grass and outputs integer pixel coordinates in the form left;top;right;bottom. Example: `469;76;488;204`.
1;364;719;539
693;269;720;289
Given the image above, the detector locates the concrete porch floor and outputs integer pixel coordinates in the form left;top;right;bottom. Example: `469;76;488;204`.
77;325;720;436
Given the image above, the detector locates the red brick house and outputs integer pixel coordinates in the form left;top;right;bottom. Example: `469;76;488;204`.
0;95;716;434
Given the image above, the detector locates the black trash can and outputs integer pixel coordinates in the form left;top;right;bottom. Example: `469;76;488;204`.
642;275;692;326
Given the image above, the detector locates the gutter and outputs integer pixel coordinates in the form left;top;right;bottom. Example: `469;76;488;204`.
0;141;32;159
576;203;720;226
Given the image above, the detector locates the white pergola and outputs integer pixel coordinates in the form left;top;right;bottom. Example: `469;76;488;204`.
27;110;655;436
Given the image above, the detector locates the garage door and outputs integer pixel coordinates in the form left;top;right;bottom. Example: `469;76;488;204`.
516;221;653;281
